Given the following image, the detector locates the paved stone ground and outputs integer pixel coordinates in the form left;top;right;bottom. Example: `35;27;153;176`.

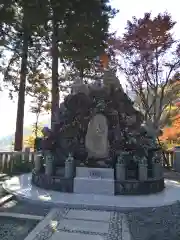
1;169;180;240
24;208;131;240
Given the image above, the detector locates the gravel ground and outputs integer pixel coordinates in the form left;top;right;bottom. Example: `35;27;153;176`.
0;216;39;240
125;202;180;240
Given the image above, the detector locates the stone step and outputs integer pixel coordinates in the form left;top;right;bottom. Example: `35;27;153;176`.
24;208;131;240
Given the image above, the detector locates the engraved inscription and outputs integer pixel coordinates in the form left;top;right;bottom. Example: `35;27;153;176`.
89;170;102;178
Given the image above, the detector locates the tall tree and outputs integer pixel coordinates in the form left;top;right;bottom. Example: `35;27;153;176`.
2;0;48;150
134;79;180;128
159;114;180;148
112;12;180;130
1;0;116;150
49;0;116;127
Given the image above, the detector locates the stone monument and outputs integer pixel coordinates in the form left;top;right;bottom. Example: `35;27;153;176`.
85;113;109;159
32;68;165;195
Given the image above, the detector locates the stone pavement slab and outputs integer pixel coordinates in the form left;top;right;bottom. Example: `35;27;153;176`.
66;209;111;221
24;207;131;240
58;218;109;234
50;231;104;240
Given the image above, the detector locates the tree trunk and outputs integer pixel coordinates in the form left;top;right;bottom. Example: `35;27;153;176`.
157;137;170;168
79;66;84;82
14;20;28;151
51;16;59;130
35;113;40;139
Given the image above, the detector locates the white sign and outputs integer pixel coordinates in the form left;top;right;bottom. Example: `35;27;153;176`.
76;167;114;179
74;167;115;195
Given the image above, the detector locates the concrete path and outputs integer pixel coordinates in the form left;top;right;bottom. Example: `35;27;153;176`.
24;208;131;240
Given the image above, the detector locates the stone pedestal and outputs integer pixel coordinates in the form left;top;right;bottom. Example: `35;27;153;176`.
74;167;114;195
45;153;53;176
116;155;125;181
116;163;125;181
173;147;180;172
138;164;148;180
153;163;163;178
65;154;74;178
34;153;42;172
138;158;148;181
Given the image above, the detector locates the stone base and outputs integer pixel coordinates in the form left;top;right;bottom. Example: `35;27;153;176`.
74;177;114;195
115;178;165;195
32;169;73;192
3;173;179;210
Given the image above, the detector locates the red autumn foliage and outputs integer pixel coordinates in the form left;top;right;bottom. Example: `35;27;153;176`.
160;114;180;142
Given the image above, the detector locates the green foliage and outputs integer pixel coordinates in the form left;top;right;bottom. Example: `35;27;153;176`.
0;0;116;150
60;0;117;73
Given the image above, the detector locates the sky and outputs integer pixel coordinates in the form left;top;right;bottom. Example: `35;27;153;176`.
0;0;179;137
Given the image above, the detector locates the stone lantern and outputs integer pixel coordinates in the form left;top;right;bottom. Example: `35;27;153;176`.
65;153;74;178
45;151;53;176
116;154;125;181
138;157;148;181
34;153;42;172
152;155;163;179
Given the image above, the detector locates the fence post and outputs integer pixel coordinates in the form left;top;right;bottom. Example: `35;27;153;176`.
173;147;180;172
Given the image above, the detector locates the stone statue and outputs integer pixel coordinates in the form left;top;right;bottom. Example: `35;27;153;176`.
85;113;109;158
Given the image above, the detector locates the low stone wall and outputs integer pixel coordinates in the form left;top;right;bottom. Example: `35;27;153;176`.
32;169;73;192
115;178;165;195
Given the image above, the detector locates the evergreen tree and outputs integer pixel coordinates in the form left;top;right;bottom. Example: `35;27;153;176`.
1;0;116;150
